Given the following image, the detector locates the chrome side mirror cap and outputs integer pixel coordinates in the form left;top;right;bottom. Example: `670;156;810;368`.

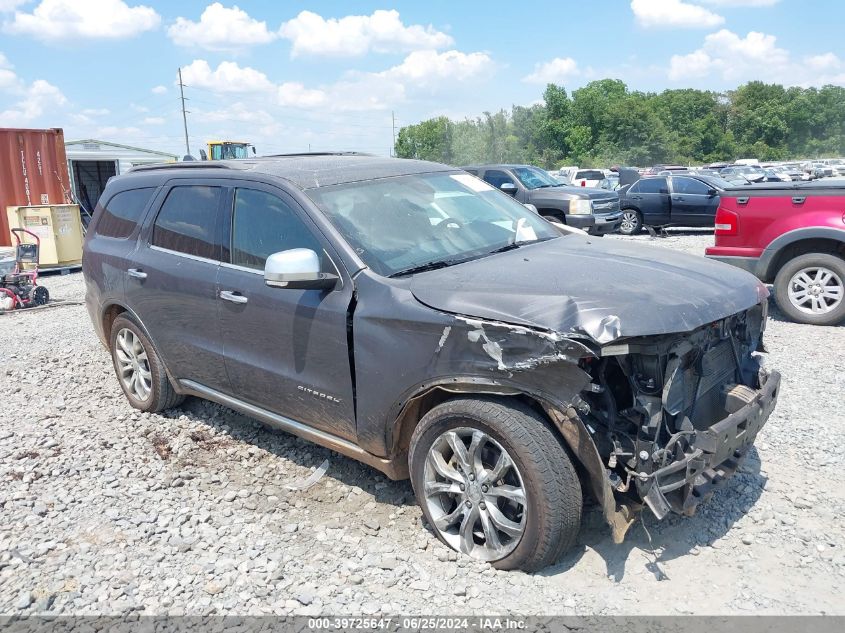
264;248;338;290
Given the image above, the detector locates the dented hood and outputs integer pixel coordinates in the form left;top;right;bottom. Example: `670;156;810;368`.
409;236;769;344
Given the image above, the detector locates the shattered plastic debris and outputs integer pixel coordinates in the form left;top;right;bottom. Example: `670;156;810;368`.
284;458;330;491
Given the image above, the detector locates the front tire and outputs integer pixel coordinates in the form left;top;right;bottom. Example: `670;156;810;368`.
409;397;582;572
109;314;184;412
773;253;845;325
619;209;642;235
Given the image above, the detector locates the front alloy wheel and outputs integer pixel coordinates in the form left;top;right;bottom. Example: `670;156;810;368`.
423;427;527;561
409;397;582;571
619;210;642;235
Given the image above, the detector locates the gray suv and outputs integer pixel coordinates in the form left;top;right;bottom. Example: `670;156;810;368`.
83;154;780;571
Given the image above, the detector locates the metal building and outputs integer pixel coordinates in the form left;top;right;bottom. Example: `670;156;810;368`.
64;139;177;216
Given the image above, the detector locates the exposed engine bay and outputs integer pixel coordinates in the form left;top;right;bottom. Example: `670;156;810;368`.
577;303;780;519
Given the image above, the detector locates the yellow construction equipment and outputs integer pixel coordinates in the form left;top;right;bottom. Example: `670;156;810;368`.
205;141;255;160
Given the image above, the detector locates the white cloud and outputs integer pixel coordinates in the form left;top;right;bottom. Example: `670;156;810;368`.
151;84;167;94
0;1;27;12
4;0;160;40
167;2;276;52
177;49;491;115
0;78;66;125
523;57;579;84
179;59;274;93
701;0;778;6
142;116;165;125
668;29;787;80
279;9;452;57
82;107;109;116
805;53;841;72
667;30;845;87
380;49;491;85
277;82;326;108
631;0;724;28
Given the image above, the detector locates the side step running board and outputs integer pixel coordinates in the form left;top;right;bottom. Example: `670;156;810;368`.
178;379;406;480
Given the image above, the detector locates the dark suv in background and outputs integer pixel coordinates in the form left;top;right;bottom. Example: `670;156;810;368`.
462;164;622;235
83;154;779;571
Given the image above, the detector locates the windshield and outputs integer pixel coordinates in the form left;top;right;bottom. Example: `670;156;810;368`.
511;167;561;190
701;176;734;189
306;172;560;277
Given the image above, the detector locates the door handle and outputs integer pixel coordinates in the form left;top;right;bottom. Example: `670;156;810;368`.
127;268;147;280
219;290;248;304
792;196;806;204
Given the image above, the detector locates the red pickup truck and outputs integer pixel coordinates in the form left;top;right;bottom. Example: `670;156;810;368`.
706;182;845;326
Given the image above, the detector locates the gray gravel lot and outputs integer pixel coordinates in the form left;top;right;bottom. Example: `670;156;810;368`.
1;230;843;616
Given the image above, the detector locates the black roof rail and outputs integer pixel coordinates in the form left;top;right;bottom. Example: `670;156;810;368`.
260;151;375;158
129;162;234;173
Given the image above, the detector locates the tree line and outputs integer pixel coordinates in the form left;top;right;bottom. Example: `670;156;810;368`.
393;80;845;168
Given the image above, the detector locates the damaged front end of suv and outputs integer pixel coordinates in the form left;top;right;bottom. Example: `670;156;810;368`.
576;302;779;527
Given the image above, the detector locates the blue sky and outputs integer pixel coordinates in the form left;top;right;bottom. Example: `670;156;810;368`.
1;0;843;157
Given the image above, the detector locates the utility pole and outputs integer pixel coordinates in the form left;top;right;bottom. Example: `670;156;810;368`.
391;111;396;157
178;67;190;156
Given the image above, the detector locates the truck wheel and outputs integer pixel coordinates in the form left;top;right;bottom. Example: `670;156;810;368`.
619;210;642;235
774;253;845;325
109;314;184;412
540;211;566;224
409;397;582;572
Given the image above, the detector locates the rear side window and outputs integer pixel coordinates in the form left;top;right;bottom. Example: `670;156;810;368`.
637;178;667;194
152;186;223;260
231;188;322;270
95;188;155;238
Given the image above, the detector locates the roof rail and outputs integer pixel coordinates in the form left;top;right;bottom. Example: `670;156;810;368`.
129;162;234;173
260;151;375;158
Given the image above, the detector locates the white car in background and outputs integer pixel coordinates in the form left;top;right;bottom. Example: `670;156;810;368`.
570;169;607;188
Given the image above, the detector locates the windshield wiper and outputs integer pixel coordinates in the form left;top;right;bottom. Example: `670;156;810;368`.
388;259;462;278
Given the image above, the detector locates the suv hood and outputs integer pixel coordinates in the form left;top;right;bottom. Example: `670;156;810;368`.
410;236;768;344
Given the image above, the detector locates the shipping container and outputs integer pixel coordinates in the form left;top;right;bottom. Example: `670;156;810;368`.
0;128;74;247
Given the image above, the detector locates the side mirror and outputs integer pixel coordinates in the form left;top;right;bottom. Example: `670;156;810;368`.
707;188;717;197
500;182;517;195
264;248;338;290
251;146;257;155
198;149;208;161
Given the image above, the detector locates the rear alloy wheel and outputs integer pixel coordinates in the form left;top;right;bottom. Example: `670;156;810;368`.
409;397;582;571
774;253;845;325
109;314;184;412
619;210;642;235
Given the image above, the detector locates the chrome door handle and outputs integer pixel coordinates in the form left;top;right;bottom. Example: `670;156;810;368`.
219;290;248;304
127;268;147;280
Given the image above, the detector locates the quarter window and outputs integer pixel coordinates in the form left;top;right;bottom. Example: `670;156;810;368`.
231;188;322;270
95;188;155;238
152;186;223;260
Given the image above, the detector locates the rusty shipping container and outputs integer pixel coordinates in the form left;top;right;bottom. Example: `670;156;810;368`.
0;128;73;247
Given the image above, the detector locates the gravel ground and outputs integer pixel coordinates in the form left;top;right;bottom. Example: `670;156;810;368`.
1;230;843;616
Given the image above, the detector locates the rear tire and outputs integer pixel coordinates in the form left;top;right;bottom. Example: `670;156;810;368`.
619;209;642;235
109;314;184;412
773;253;845;325
409;397;582;572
